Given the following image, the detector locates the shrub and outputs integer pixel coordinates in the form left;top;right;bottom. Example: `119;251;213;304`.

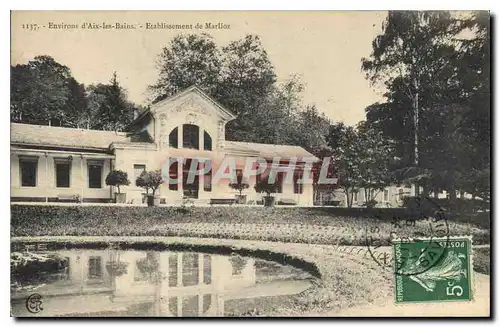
105;261;129;277
136;170;164;196
105;170;130;194
254;177;280;196
403;196;489;214
363;199;378;209
229;174;250;197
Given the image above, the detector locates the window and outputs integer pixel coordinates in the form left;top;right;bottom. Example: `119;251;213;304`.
293;172;303;194
169;253;178;287
183;124;199;149
134;164;146;185
88;161;103;189
169;159;178;191
203;254;211;284
203;161;212;192
182;253;199;287
275;172;283;194
169;127;178;148
19;157;38;187
383;189;389;202
398;188;404;201
353;192;358;202
55;159;71;188
203;131;212;151
133;258;149;282
63;257;71;280
88;256;102;279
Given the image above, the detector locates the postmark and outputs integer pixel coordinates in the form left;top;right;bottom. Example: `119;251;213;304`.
394;236;473;303
364;196;450;275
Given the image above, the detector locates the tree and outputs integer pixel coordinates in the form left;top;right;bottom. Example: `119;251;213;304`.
356;121;394;204
229;173;250;198
327;122;394;207
85;72;136;131
136;170;164;196
294;104;331;154
362;12;464;196
361;11;490;201
217;34;278;142
11;56;140;131
64;78;88;128
11;56;72;125
149;34;281;144
149;33;221;102
254;176;280;196
105;170;131;194
326;123;362;208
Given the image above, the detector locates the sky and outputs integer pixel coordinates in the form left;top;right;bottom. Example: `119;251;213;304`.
11;11;387;125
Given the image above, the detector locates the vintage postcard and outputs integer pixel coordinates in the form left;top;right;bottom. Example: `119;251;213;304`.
10;10;490;318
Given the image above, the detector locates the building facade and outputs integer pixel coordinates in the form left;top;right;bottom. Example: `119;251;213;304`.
11;86;317;206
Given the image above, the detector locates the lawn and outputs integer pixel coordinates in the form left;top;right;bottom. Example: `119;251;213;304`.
11;205;490;246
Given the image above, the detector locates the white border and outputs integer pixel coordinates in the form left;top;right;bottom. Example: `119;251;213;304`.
2;1;497;326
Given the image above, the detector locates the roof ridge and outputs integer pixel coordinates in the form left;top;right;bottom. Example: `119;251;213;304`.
225;140;303;148
11;123;128;135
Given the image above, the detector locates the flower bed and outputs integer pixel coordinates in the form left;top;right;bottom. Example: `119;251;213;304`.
11;205;490;245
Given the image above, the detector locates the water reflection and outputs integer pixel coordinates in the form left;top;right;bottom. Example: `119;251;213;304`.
11;249;312;317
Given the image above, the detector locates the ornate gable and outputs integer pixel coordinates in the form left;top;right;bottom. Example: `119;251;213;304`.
151;86;236;123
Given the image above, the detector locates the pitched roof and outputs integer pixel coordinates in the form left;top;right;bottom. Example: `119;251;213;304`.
126;85;237;131
11;123;129;150
11;123;318;160
225;141;319;161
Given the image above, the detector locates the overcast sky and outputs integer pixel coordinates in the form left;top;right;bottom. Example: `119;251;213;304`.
11;11;387;125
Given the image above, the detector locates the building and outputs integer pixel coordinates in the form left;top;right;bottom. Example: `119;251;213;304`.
10;86;318;206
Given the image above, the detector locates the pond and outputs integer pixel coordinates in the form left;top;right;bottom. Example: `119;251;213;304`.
11;247;314;317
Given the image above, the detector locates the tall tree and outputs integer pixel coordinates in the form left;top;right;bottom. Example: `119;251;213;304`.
11;56;72;125
327;122;362;208
218;34;277;141
327;121;395;207
361;11;479;198
356;121;395;204
149;33;221;103
85;72;135;131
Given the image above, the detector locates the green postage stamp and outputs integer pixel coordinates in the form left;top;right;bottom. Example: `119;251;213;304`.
393;236;473;303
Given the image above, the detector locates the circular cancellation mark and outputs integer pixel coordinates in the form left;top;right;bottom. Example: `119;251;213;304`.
364;197;450;276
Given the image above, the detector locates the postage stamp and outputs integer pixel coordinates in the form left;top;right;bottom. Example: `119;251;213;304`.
393;236;473;303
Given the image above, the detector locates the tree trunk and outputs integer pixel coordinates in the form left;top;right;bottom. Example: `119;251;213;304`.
433;188;439;199
345;189;352;208
448;186;457;201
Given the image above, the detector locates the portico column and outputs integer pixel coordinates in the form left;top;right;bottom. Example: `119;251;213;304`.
178;125;183;149
198;160;204;196
44;152;48;202
80;155;84;201
199;129;204;150
178;159;183;196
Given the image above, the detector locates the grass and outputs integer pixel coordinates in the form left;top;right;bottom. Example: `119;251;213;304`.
473;247;491;275
11;205;490;246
